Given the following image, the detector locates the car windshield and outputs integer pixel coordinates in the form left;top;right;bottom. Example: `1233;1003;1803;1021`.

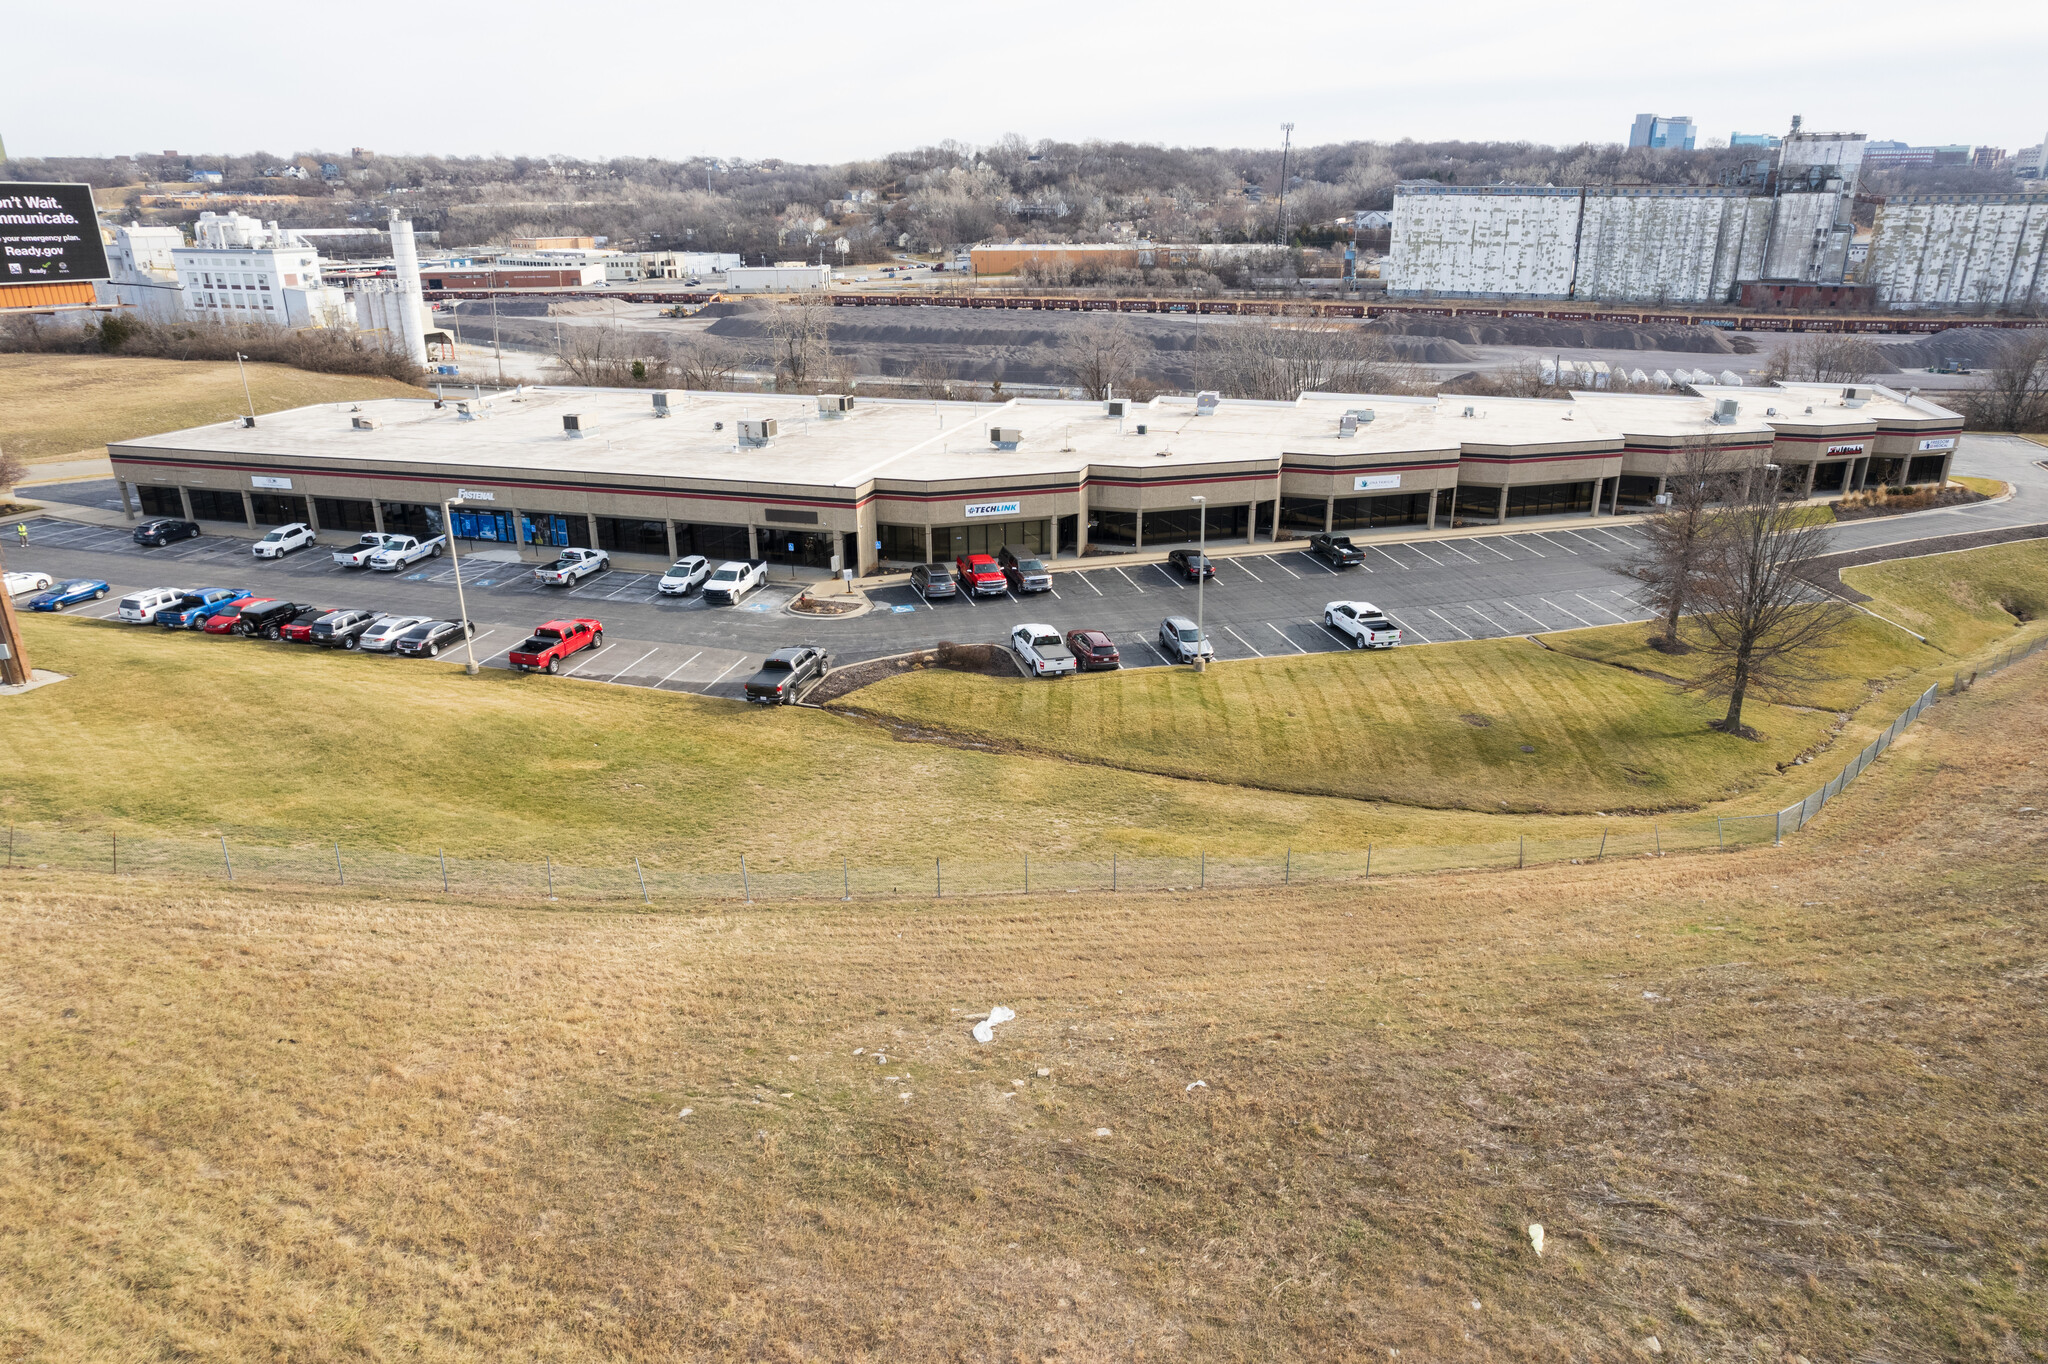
666;563;696;576
1019;559;1045;572
261;531;284;541
1178;627;1201;642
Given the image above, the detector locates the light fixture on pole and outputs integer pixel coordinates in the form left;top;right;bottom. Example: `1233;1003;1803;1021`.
1191;494;1207;674
440;496;482;676
234;351;256;426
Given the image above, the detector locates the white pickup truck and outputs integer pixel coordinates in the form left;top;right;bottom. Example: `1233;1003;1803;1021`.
368;535;446;571
333;532;400;567
533;547;610;586
701;558;768;605
1322;600;1403;649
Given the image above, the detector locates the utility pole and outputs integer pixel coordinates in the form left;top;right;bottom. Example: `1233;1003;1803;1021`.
491;289;503;387
0;482;30;686
1275;122;1295;247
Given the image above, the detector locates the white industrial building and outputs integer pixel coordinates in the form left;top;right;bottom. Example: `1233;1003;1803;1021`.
726;262;832;292
172;212;350;326
605;250;743;282
95;223;189;320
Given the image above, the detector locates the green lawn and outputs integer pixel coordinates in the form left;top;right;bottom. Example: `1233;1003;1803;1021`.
1840;540;2048;657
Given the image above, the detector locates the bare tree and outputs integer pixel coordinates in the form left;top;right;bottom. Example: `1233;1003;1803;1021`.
548;327;673;387
1057;316;1140;400
1954;331;2048;433
1681;469;1851;737
762;293;834;391
1210;320;1420;400
1762;334;1890;385
1625;437;1742;652
0;443;25;500
670;335;745;391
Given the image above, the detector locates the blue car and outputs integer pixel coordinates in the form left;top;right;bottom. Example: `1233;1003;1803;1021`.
157;586;252;629
26;578;110;612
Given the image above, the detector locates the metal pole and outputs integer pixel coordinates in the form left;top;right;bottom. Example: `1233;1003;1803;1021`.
1598;826;1607;861
1518;836;1524;869
936;857;942;898
443;498;481;676
112;832;117;876
1365;840;1372;876
335;842;344;885
235;351;256;423
440;848;448;892
741;855;751;902
1192;495;1208;673
547;854;554;897
843;857;850;901
1200;850;1205;889
1717;818;1724;851
1774;811;1783;846
221;835;232;880
1654;824;1661;856
1284;847;1290;885
635;857;649;904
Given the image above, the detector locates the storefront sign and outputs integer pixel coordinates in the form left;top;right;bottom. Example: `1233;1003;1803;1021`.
250;475;292;490
1825;443;1865;456
456;488;497;501
1917;437;1956;452
1353;474;1402;492
964;500;1021;518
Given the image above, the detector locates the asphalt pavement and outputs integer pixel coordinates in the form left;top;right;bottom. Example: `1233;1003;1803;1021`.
9;433;2041;703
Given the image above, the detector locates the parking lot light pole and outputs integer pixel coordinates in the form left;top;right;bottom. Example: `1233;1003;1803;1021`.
441;497;481;676
1191;495;1207;674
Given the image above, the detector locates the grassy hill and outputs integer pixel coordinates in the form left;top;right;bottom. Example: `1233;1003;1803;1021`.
0;353;430;464
0;648;2042;1361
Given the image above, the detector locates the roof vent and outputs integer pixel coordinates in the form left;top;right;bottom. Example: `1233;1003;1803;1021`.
989;426;1022;450
563;413;591;439
817;394;854;417
738;417;778;446
1346;407;1376;425
1338;414;1358;437
1194;391;1221;415
238;415;256;428
1766;406;1778;417
456;401;482;421
1105;398;1128;418
1462;405;1476;418
651;391;673;417
1712;397;1739;425
351;416;381;431
1135;423;1148;436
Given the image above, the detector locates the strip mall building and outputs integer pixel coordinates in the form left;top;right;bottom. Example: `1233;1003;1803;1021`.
107;383;1962;573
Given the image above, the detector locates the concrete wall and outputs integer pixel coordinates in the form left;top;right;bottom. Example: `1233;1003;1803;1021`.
1867;194;2048;310
1385;188;1583;298
1574;192;1773;304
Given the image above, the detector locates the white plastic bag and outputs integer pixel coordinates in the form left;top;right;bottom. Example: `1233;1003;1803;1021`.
972;1005;1016;1044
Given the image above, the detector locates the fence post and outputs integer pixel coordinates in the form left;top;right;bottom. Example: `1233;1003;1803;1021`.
1775;810;1782;846
112;832;117;876
741;855;751;903
335;843;344;885
936;857;942;898
1654;824;1660;856
1518;835;1524;870
1597;826;1607;861
1200;850;1205;890
843;857;851;902
1284;847;1290;886
221;835;233;880
440;848;448;893
1366;840;1372;877
635;857;649;905
547;854;555;898
1716;818;1723;851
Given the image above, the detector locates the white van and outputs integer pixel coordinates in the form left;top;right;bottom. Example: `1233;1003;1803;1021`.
117;587;186;624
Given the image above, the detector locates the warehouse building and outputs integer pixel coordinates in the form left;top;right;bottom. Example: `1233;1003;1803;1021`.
105;384;1960;574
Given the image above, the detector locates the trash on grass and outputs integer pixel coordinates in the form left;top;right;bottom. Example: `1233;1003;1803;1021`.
1528;1223;1544;1256
1095;1127;1112;1137
972;1005;1016;1044
1186;1080;1208;1092
677;1108;692;1118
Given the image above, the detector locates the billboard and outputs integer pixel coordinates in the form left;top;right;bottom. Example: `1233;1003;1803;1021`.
0;183;109;284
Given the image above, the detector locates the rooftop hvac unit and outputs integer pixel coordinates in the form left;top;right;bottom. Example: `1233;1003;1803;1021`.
817;394;854;416
563;413;591;438
738;418;779;445
238;415;256;429
1105;398;1128;418
1338;414;1358;437
1194;391;1220;416
456;401;480;421
351;416;381;431
989;426;1022;449
1711;398;1740;425
1135;423;1147;436
1462;405;1476;419
1347;407;1376;424
651;391;673;417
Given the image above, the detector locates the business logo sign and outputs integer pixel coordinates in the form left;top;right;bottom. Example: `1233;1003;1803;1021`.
964;500;1021;518
1353;473;1403;492
0;182;109;282
1825;443;1866;456
1917;436;1956;452
250;475;293;490
456;488;497;501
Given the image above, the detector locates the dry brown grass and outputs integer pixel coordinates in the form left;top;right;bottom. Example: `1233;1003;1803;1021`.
1;661;2044;1361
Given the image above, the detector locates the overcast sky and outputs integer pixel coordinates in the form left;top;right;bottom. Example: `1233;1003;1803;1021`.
10;0;2044;163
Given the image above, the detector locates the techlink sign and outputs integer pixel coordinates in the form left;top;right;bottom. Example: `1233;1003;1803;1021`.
963;500;1021;518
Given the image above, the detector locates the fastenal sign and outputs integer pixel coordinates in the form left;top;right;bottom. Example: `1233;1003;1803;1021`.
250;475;293;490
456;488;497;501
0;182;109;282
1825;443;1866;456
1353;473;1402;491
1917;437;1956;452
963;500;1021;518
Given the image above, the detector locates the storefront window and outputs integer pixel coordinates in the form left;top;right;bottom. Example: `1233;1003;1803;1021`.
187;488;246;522
138;486;184;517
672;522;750;561
1503;481;1594;517
1329;493;1428;530
595;517;670;555
450;508;516;542
877;523;929;562
381;502;446;539
313;497;377;533
1278;497;1328;536
1087;510;1137;548
248;492;307;526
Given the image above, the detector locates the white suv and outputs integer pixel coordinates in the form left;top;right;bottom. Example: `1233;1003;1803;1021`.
253;522;315;558
117;587;186;623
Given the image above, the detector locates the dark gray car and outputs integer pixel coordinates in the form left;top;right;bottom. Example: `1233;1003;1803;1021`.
911;562;958;600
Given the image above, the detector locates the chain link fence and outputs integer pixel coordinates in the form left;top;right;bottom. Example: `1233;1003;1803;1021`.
5;645;2038;905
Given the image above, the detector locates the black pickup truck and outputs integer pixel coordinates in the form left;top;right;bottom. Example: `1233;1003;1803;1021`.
1308;533;1366;567
744;646;830;705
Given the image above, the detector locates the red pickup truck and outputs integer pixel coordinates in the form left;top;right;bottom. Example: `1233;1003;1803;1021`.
508;618;603;673
954;553;1007;597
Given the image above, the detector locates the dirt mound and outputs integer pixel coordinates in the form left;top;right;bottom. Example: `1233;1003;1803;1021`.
1876;328;2027;371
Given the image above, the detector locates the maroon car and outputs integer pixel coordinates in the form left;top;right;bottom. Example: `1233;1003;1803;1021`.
1066;628;1121;671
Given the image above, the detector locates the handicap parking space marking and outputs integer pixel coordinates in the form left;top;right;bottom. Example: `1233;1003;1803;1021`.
1538;596;1593;627
1257;554;1302;580
1432;540;1482;564
1575;592;1632;622
1263;621;1309;655
1369;546;1411;571
1222;624;1266;656
1149;563;1187;589
1499;600;1553;631
1112;566;1150;594
1426;607;1472;639
1226;557;1264;583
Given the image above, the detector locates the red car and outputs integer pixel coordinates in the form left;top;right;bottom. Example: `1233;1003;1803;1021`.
954;553;1007;596
277;605;335;643
1066;629;1121;671
508;618;603;673
202;597;278;635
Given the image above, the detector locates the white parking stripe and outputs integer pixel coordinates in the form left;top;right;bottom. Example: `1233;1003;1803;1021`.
1258;555;1302;580
1112;566;1149;594
1533;533;1578;556
607;647;662;682
1463;603;1513;635
1132;637;1174;665
655;650;703;686
1404;543;1444;566
1426;608;1472;639
1433;540;1482;563
1471;537;1515;560
1318;621;1355;647
562;641;617;675
1370;547;1410;571
1223;624;1266;656
1575;593;1632;622
1264;622;1308;654
1500;600;1552;630
1149;564;1186;589
1538;597;1592;626
1296;553;1339;575
1229;558;1264;583
1074;572;1104;595
1588;527;1638;549
1559;529;1606;551
699;658;746;692
1400;620;1434;644
1507;536;1546;557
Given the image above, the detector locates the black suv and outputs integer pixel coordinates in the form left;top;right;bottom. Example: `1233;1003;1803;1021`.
134;518;201;547
309;609;381;649
235;599;303;638
1308;533;1365;567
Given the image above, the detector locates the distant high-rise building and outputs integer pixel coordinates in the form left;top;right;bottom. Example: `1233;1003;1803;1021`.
1628;114;1697;150
1730;132;1782;149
